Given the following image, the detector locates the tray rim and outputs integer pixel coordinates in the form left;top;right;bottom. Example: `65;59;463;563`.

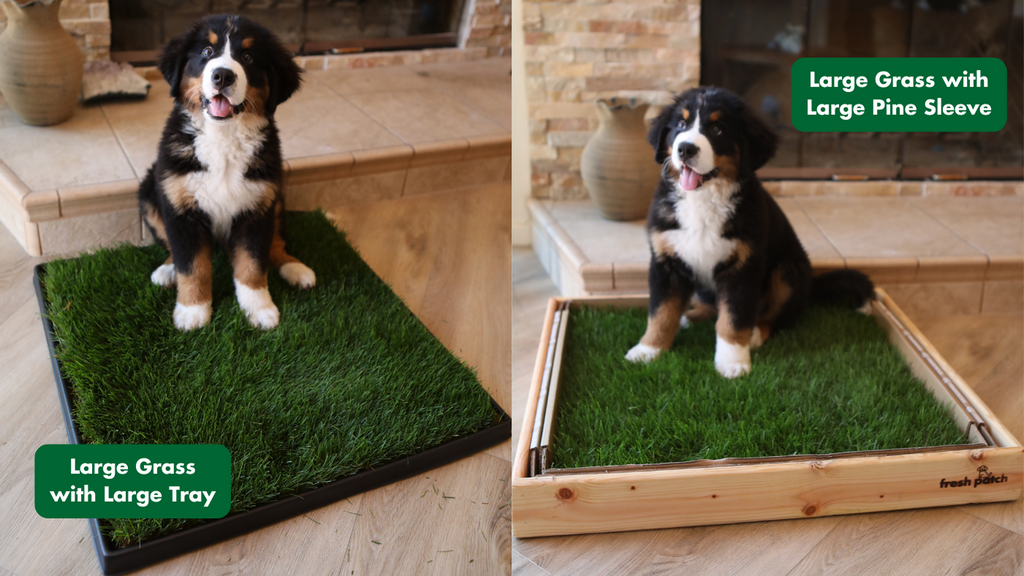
511;289;1023;538
34;262;511;576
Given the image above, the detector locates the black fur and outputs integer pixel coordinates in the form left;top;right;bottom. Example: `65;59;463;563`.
811;269;875;308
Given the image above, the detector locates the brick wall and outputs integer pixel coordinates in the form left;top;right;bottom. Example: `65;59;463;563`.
461;0;512;57
524;0;700;200
0;0;110;62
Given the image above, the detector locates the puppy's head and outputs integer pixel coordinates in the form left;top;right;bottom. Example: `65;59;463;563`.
648;87;777;190
158;15;302;121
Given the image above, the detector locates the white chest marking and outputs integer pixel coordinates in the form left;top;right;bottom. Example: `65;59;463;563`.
183;112;271;240
657;179;739;288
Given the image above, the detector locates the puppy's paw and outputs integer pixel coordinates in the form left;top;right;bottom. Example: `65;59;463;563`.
714;335;751;379
626;343;662;363
235;281;280;330
715;360;751;379
679;315;691;329
279;262;316;289
749;326;765;350
174;302;211;331
249;305;280;330
857;300;873;315
151;263;177;288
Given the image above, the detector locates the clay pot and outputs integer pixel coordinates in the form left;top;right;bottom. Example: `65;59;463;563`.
0;0;83;126
580;98;661;221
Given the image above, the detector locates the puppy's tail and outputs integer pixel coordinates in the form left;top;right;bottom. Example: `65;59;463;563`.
138;165;156;203
811;269;875;311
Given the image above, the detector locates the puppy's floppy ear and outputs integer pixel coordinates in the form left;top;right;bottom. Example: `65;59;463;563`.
157;26;196;99
647;104;675;165
265;38;303;117
739;110;778;175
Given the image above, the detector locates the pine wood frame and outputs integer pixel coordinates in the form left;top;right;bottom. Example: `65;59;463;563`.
512;289;1022;539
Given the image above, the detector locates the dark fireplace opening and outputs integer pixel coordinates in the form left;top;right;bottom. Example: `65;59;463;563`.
701;0;1023;179
110;0;467;63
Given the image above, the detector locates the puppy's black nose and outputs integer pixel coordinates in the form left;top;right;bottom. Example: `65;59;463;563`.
211;68;235;91
678;142;699;160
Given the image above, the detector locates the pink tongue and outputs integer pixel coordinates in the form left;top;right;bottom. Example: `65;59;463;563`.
209;95;232;117
680;166;702;191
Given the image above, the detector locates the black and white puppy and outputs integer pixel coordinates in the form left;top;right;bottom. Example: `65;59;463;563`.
626;87;874;378
139;14;314;331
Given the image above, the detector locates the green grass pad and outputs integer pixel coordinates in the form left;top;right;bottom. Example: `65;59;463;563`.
552;305;969;469
41;211;501;548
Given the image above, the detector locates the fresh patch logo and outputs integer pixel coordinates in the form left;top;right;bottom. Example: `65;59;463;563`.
939;466;1008;489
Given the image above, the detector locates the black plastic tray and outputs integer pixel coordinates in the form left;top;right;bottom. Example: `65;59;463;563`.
33;264;511;575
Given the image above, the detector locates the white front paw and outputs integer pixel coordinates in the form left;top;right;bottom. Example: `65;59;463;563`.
715;335;751;379
279;262;316;289
626;343;662;363
151;263;177;288
679;316;691;329
174;302;211;331
235;280;280;330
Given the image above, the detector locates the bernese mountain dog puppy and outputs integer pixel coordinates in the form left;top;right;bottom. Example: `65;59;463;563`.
626;87;874;378
139;15;314;331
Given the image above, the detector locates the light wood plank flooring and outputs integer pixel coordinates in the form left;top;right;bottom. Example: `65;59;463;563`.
0;183;512;576
511;247;1023;576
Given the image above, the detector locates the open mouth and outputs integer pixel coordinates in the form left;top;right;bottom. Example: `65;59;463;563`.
679;165;719;191
201;94;246;120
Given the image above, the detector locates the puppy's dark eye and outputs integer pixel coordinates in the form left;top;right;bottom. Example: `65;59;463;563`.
243;53;253;63
710;125;722;135
677;120;685;128
202;46;213;57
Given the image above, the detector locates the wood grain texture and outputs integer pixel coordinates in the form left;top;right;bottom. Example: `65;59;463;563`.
0;183;512;575
513;550;551;576
511;247;1024;575
787;509;1023;576
513;447;1022;539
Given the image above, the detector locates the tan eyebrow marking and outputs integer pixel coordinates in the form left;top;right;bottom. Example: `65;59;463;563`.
242;37;254;49
709;110;722;122
681;108;690;120
208;30;218;44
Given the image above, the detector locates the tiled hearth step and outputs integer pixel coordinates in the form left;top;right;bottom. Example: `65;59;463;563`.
0;58;512;256
530;193;1024;318
0;134;510;256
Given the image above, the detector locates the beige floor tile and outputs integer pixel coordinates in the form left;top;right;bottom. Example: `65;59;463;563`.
345;89;507;145
100;80;176;178
548;200;648;265
277;75;405;159
311;65;436;95
38;209;142;255
775;198;842;261
912;196;1024;257
289;170;406;209
404;156;509;197
0;105;135;191
982;280;1024;314
880;281;984;318
797;196;983;258
415;60;513;130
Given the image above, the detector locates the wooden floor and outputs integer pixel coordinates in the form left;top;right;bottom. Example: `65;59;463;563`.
510;247;1024;576
0;183;512;576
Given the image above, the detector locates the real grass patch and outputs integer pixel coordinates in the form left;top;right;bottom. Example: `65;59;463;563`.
41;211;500;548
552;305;969;469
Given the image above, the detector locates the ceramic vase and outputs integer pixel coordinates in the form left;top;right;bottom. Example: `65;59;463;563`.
0;0;83;126
580;98;661;221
